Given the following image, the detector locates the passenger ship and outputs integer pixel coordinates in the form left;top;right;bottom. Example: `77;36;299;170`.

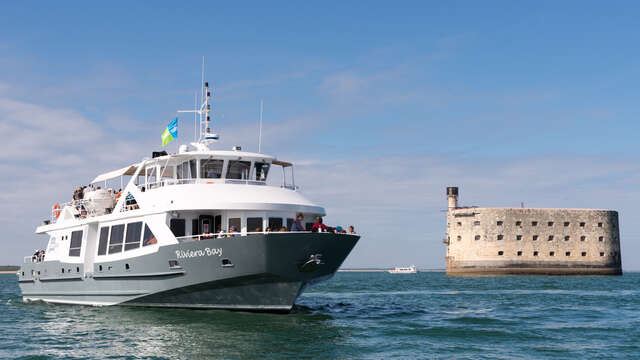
18;80;360;312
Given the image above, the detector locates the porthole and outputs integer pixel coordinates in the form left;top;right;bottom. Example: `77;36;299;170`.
221;258;234;267
99;265;103;271
125;264;130;270
62;268;65;273
76;267;80;273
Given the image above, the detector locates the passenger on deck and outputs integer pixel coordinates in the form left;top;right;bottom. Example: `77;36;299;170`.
228;226;238;237
349;225;356;234
279;227;287;232
38;250;45;262
32;251;39;263
265;227;272;233
290;213;305;232
311;216;328;233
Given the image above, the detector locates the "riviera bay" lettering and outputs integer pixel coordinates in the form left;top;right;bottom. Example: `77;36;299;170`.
175;247;223;259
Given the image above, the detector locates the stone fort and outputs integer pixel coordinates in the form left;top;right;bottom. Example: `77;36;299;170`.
444;187;622;275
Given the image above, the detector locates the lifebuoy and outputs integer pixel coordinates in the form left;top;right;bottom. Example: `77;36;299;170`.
53;203;61;219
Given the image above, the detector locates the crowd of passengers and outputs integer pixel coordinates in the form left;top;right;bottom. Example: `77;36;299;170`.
31;250;45;263
199;213;356;239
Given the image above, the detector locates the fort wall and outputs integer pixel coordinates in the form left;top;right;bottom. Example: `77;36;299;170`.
444;188;622;275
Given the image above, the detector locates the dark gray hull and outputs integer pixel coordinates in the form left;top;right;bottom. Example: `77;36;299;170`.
19;233;359;312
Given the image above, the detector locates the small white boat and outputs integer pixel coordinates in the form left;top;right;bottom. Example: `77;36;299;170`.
388;265;417;274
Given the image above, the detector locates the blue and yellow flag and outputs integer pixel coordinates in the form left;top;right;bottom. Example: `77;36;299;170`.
161;118;178;146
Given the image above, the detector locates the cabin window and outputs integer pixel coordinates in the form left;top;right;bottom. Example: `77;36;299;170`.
97;227;109;255
68;230;83;257
268;217;283;231
142;224;158;246
228;218;241;232
124;222;143;251
189;160;198;178
192;219;199;235
305;222;314;231
108;224;125;254
226;160;251;180
170;219;186;238
176;163;183;179
286;218;294;230
247;217;263;232
254;162;270;181
201;159;224;179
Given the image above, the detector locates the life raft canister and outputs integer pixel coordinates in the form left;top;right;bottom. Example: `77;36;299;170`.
53;203;61;218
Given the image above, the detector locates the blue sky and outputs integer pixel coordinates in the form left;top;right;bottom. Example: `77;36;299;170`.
2;1;640;269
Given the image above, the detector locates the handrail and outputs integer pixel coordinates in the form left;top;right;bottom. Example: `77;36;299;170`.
141;178;270;191
175;231;358;243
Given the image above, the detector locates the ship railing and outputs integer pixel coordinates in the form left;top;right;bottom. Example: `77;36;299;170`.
175;231;357;243
50;199;102;222
23;256;34;263
140;178;268;191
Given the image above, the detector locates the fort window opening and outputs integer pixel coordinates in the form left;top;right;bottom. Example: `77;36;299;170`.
473;221;480;226
582;252;587;257
564;236;570;241
516;235;522;240
600;252;605;257
498;251;504;256
598;222;603;228
515;221;522;226
457;235;462;241
532;221;538;226
456;222;462;227
497;235;503;240
580;222;585;227
533;235;539;241
580;236;586;241
565;251;571;256
533;251;539;256
474;235;481;241
549;251;555;256
517;251;522;256
564;222;570;227
599;236;604;242
548;221;554;227
548;235;554;241
497;221;503;226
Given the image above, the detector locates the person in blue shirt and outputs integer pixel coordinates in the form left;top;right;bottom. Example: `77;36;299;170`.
290;213;305;231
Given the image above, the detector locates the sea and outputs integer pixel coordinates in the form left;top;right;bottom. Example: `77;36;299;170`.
1;272;639;359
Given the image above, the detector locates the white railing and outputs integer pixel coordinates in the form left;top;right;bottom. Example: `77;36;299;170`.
140;178;274;191
175;231;358;243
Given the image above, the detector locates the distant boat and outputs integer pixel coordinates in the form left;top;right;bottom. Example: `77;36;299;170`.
388;265;417;274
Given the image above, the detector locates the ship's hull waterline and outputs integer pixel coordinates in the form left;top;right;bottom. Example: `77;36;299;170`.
19;233;359;312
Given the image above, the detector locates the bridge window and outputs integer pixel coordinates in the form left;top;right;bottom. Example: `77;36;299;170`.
254;162;270;181
201;159;224;179
108;224;125;254
247;217;263;232
124;222;143;251
97;227;109;256
142;224;158;246
68;230;83;257
227;160;251;180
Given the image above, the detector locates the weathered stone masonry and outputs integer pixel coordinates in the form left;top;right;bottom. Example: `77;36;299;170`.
444;187;622;275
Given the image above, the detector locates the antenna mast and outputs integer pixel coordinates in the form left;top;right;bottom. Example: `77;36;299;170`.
178;57;219;148
258;99;263;153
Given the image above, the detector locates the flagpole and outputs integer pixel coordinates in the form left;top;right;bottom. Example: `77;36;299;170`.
259;99;263;153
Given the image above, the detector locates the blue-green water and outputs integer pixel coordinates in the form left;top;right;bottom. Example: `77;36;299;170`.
1;272;639;359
